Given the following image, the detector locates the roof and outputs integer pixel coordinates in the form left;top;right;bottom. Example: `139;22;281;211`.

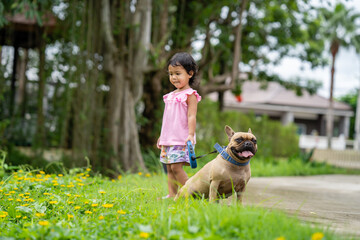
242;81;351;110
0;12;58;48
207;81;353;117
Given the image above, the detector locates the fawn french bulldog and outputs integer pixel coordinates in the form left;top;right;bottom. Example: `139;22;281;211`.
175;125;257;203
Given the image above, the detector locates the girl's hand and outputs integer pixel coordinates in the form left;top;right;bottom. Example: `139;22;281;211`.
157;138;161;149
185;135;195;145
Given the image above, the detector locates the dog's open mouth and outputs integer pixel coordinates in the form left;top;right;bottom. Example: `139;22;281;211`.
231;147;255;159
238;151;254;158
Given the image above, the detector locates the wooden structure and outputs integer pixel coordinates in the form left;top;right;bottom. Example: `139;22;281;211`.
0;12;57;117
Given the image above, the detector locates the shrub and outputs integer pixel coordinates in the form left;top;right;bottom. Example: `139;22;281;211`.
196;99;299;158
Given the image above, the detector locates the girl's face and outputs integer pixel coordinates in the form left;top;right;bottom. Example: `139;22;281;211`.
168;65;193;91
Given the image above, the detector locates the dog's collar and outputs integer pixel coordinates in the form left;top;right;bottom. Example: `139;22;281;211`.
214;143;250;166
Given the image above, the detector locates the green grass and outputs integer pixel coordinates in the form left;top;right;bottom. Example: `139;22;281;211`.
0;168;354;240
250;157;360;177
183;155;360;178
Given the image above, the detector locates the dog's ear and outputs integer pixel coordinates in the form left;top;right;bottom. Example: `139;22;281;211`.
248;128;252;134
225;125;235;142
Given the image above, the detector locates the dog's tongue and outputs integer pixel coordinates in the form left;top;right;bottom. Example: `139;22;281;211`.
240;151;253;158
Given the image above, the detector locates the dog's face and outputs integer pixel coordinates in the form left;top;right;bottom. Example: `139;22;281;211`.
225;125;257;161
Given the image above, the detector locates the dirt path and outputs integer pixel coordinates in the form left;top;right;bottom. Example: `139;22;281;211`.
243;175;360;237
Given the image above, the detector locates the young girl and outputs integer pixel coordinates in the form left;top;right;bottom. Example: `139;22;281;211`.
157;52;201;198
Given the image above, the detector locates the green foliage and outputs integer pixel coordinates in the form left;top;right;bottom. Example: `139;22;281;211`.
0;150;6;178
0;0;59;28
196;99;299;159
0;169;341;239
5;147;49;172
250;155;360;177
338;89;358;139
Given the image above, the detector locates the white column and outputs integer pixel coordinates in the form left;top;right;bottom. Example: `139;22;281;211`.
281;112;294;125
343;116;350;139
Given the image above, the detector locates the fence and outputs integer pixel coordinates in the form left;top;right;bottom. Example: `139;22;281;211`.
311;149;360;169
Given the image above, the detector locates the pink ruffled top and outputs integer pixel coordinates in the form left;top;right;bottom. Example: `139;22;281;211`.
159;88;201;146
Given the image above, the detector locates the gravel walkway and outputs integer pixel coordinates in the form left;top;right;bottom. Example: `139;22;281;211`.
243;175;360;237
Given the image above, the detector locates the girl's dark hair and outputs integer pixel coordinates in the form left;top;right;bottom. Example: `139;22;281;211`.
167;52;198;86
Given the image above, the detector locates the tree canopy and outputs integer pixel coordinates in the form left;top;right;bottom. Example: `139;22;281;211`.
1;0;359;174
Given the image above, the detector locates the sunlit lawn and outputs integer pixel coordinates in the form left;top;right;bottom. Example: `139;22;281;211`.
0;167;351;240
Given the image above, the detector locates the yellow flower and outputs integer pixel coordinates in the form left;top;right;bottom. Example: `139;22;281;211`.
311;232;324;240
91;204;98;207
25;192;30;195
139;232;150;238
276;237;286;240
138;172;143;176
16;199;22;202
86;168;91;172
99;190;106;194
68;201;74;204
117;175;122;180
145;173;151;177
117;210;126;215
16;215;21;218
78;183;84;186
102;204;114;208
49;201;58;204
74;194;81;197
74;206;81;210
22;216;27;219
67;214;74;220
38;220;49;226
58;174;64;177
39;171;45;174
0;214;7;218
43;193;52;196
99;215;104;220
85;210;92;214
36;213;45;217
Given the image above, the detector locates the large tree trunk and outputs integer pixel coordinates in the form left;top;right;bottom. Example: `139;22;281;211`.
35;34;46;148
101;0;149;174
10;46;19;118
16;49;28;118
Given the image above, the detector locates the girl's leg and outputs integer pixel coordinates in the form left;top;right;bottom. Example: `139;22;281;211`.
166;164;178;197
170;162;188;186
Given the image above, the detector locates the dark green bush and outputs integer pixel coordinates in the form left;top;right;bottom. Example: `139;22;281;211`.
196;99;299;158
